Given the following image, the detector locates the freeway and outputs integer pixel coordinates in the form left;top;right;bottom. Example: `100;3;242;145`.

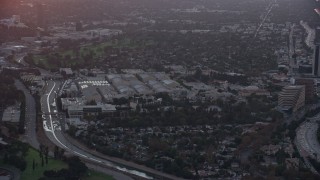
14;80;39;149
296;114;320;158
41;81;184;180
296;113;320;174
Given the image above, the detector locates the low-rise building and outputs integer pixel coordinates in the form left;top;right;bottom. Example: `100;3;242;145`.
66;118;88;129
68;103;116;119
260;144;281;155
1;105;20;124
60;68;73;76
60;97;85;111
20;74;44;87
239;86;270;97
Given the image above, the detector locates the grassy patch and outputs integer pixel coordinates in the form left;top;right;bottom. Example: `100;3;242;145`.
21;148;114;180
32;55;51;69
30;37;155;69
21;148;67;180
83;170;115;180
67;38;141;60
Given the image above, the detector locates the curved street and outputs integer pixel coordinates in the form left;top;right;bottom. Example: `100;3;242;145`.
295;113;320;174
41;80;184;180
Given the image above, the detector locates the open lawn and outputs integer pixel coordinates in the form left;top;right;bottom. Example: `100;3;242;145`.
33;55;51;68
30;37;155;70
21;148;68;180
68;38;149;58
21;148;114;180
84;170;115;180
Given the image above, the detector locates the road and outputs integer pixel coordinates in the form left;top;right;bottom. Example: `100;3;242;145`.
253;0;276;38
296;114;320;158
288;23;296;75
288;24;295;60
295;113;320;174
14;80;39;149
300;21;315;49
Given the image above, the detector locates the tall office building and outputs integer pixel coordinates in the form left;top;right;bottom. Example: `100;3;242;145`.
295;78;315;103
313;29;320;76
278;85;305;112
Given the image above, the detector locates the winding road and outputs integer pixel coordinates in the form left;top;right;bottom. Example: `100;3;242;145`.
41;81;184;180
295;113;320;174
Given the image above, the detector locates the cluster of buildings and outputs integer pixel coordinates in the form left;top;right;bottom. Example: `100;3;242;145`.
105;72;187;99
67;103;116;119
1;104;21;124
0;43;27;56
2;0;320;179
0;15;27;28
259;138;298;169
74;123;246;178
20;73;44;87
59;70;187;120
60;80;117;120
78;72;184;99
277;25;320;113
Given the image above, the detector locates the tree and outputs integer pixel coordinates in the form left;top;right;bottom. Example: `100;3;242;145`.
41;156;44;167
33;159;35;170
54;146;59;159
86;99;97;105
7;155;26;171
66;156;88;178
148;138;169;152
75;21;83;31
3;153;8;163
194;68;202;79
113;97;128;105
59;149;65;159
45;154;48;165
